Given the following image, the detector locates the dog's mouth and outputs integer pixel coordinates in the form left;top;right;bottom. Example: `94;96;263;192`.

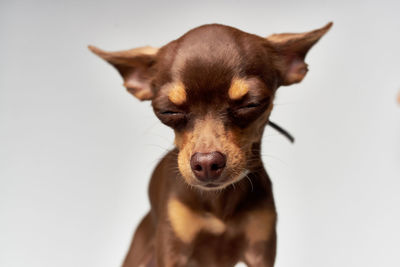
191;169;250;191
204;183;220;188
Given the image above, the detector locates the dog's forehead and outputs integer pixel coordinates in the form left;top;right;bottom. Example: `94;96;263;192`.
173;24;244;70
152;24;278;109
159;25;272;103
173;25;243;90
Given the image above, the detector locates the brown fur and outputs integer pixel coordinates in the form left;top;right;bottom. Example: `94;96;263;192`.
89;22;332;267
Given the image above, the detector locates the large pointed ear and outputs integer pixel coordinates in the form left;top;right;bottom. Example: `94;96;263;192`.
267;22;332;86
88;45;159;101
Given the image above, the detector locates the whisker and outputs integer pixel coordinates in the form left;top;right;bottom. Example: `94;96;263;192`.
245;174;254;192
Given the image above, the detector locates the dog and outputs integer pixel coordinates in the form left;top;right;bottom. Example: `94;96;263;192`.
89;22;332;267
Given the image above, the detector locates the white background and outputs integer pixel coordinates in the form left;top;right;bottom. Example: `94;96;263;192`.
1;0;399;266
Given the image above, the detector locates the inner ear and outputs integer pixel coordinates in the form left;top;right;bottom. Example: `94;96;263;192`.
88;45;159;101
267;22;332;86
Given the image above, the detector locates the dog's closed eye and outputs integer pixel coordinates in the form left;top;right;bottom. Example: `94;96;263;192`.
234;96;270;112
160;110;183;115
238;102;262;110
157;110;187;128
229;99;270;127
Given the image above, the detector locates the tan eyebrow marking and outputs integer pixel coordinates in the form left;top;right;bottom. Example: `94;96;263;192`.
168;82;187;105
228;78;249;100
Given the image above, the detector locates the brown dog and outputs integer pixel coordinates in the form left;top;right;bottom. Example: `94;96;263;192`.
89;22;332;267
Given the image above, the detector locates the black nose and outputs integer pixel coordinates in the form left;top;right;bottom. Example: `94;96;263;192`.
190;152;226;182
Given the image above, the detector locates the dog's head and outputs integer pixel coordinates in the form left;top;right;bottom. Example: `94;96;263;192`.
90;23;331;190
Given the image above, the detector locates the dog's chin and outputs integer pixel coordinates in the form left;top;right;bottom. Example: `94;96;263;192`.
189;169;250;191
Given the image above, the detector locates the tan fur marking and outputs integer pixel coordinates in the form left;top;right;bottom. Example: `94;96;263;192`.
168;82;187;105
168;197;226;243
175;115;246;189
245;209;276;244
229;78;249;100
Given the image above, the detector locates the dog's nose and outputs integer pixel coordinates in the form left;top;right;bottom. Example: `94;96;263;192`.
190;152;226;182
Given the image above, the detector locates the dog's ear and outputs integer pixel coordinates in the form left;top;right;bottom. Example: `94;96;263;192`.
267;22;332;86
88;45;158;101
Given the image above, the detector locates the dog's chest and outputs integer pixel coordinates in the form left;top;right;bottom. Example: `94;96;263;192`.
167;197;276;246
